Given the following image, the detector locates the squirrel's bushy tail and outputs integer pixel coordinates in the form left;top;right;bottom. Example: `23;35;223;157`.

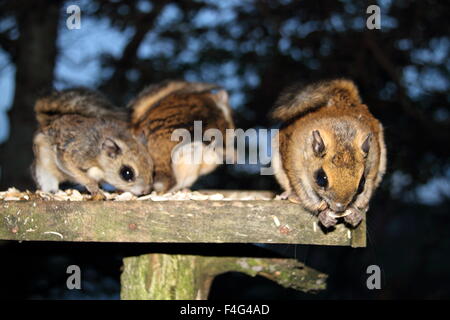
129;80;221;122
35;88;126;126
271;79;362;121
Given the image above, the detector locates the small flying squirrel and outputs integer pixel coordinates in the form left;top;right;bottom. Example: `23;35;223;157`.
129;80;235;193
32;88;153;199
271;79;387;228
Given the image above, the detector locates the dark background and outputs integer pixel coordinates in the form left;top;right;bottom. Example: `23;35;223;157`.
0;0;449;299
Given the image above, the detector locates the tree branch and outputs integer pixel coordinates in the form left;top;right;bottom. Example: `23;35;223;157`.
120;253;328;299
0;31;17;61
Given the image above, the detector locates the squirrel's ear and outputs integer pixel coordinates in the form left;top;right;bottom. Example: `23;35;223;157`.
133;129;147;146
312;130;325;156
102;138;122;159
361;133;372;155
214;90;228;104
138;132;147;146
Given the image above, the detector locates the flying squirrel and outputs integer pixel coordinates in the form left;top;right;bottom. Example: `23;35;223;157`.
129;80;235;193
32;88;153;199
271;79;387;228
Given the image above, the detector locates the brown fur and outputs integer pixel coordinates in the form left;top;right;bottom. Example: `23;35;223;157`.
271;79;387;227
32;89;153;198
35;88;127;127
129;80;220;123
130;81;234;193
271;79;362;121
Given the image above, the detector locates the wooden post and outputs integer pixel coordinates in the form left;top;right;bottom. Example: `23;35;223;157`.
120;254;327;300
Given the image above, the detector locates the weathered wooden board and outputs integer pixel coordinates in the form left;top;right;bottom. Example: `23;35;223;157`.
0;198;365;247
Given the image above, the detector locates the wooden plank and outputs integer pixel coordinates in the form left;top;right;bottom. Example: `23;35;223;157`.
0;200;363;246
0;198;365;246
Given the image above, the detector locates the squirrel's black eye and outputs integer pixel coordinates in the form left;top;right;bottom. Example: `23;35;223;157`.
120;166;135;182
315;168;328;188
357;175;366;194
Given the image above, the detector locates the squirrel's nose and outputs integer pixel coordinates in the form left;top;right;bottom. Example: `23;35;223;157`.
130;184;150;196
334;202;346;212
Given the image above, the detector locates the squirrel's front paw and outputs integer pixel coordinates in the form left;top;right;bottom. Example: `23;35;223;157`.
287;193;302;204
318;209;338;228
343;207;363;227
279;191;290;200
90;192;106;201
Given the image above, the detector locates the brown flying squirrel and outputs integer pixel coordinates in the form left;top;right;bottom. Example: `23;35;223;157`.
129;80;235;193
271;79;387;228
32;88;153;199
